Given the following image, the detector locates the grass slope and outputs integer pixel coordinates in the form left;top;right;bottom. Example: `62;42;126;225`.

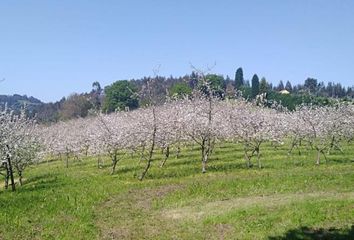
0;142;353;239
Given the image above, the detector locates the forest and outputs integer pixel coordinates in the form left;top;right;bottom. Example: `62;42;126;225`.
1;67;353;123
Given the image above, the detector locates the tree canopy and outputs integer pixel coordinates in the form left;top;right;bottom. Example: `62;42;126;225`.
169;82;192;98
260;77;268;94
103;80;138;113
198;74;225;99
251;74;260;98
235;67;244;89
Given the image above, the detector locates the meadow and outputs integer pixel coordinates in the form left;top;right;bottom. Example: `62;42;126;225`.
0;141;353;239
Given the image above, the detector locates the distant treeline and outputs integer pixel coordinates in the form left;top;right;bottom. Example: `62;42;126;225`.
0;94;42;117
1;67;353;122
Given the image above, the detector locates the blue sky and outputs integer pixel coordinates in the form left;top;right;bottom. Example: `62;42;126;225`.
1;0;354;102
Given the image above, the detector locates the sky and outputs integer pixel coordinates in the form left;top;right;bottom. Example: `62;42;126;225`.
1;0;354;103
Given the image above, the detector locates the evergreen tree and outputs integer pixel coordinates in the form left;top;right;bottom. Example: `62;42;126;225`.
326;82;334;97
259;77;268;93
304;78;318;94
92;81;102;93
285;81;292;92
235;67;244;89
251;74;260;98
91;81;102;109
277;80;285;91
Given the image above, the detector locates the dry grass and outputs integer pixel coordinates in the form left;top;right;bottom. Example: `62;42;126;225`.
163;191;354;221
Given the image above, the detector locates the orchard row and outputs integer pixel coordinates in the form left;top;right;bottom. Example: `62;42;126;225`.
40;98;353;179
1;97;353;189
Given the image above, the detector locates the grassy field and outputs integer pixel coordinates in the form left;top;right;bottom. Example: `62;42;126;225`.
0;142;353;239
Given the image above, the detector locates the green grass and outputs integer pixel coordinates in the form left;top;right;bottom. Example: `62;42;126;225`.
0;142;353;239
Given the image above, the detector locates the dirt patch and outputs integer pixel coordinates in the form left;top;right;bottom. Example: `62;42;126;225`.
100;184;184;211
134;184;183;210
96;184;184;240
214;223;233;240
163;191;354;221
103;228;131;240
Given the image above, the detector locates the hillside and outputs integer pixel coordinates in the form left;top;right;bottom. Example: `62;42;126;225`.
0;94;43;116
0;142;353;239
2;73;353;123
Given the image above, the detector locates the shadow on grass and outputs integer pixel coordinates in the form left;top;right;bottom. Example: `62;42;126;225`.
269;226;354;240
115;165;141;175
35;158;60;166
141;162;249;180
161;158;196;168
14;173;65;193
208;162;247;172
329;158;354;164
24;172;59;185
20;178;64;193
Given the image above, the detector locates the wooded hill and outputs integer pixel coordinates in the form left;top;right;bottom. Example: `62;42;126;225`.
1;68;353;123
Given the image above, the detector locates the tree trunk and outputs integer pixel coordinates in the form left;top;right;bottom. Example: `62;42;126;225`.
316;150;320;165
244;150;251;168
176;145;181;159
4;165;9;190
18;171;23;186
111;153;118;175
139;111;157;181
6;146;16;192
66;152;69;168
321;150;328;164
201;139;207;173
97;156;102;169
139;144;146;164
202;97;213;174
139;140;155;181
288;140;296;165
257;150;262;169
160;146;170;168
202;150;209;174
